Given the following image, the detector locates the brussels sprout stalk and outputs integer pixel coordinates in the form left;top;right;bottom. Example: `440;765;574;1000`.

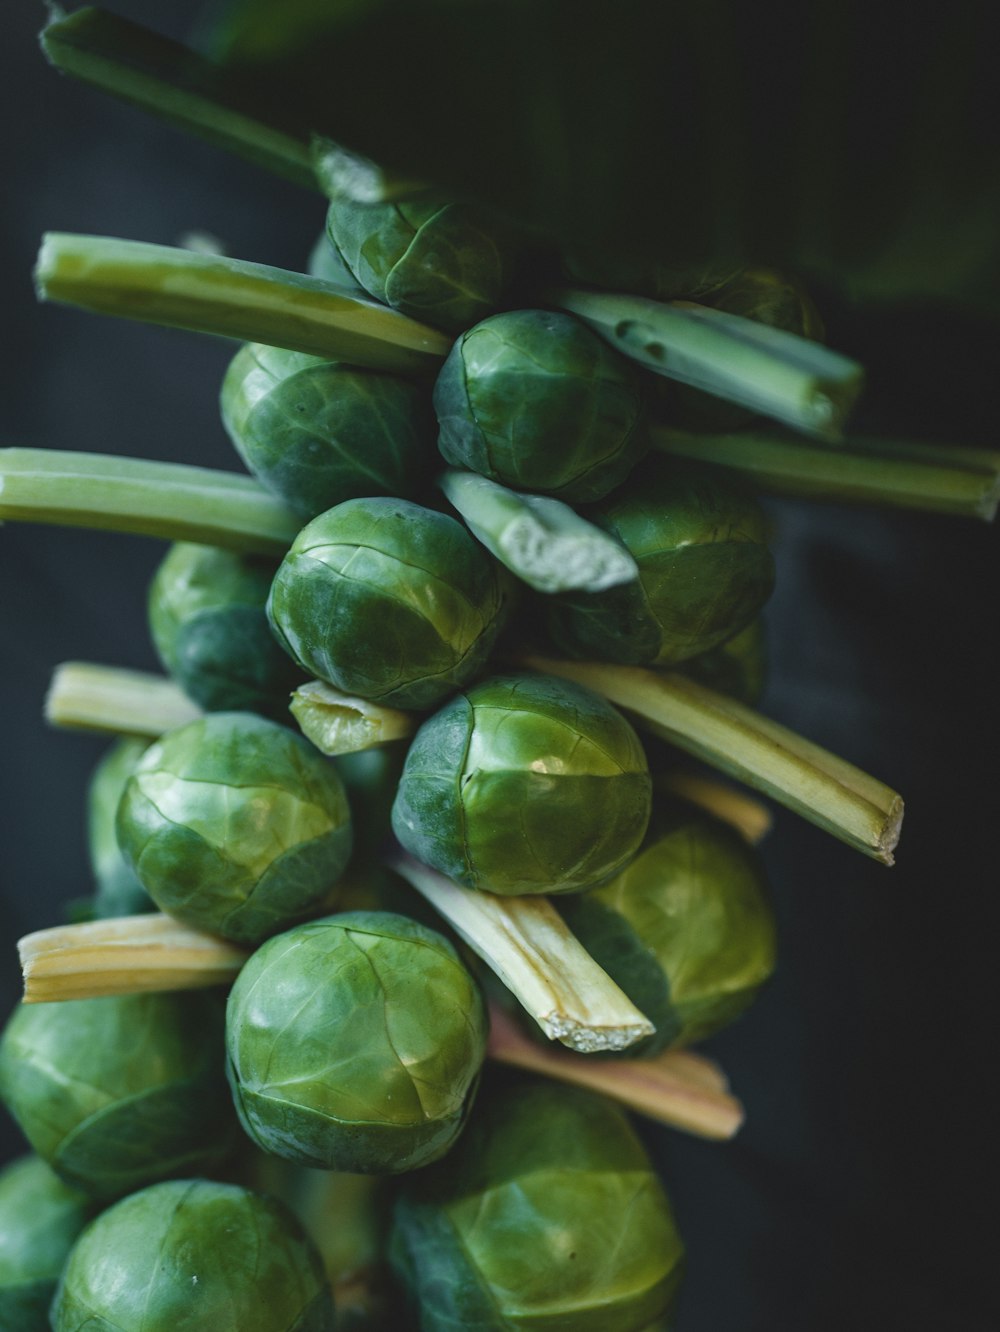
486;1003;743;1140
653;426;1000;521
41;7;317;190
34;233;452;374
0;448;300;553
387;847;655;1053
18;913;249;1004
45;662;200;737
657;772;772;845
552;287;863;441
524;656;904;864
440;469;639;593
290;680;416;755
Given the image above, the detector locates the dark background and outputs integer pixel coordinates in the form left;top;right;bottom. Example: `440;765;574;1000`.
1;4;998;1329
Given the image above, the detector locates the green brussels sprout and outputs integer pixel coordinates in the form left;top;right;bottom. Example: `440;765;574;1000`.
50;1178;334;1332
148;543;304;717
0;992;232;1199
115;711;352;946
326;194;514;333
307;231;363;291
0;1155;92;1330
434;309;648;503
546;458;774;667
226;912;487;1174
267;498;509;711
390;1075;685;1331
87;738;154;917
220;343;435;521
391;672;652;896
680;617;767;705
559;801;777;1055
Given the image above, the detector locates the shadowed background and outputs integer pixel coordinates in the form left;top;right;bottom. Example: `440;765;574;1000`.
1;4;998;1329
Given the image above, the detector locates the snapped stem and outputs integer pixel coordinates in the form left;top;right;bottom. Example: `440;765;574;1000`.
652;426;1000;521
45;662;200;737
0;448;300;553
290;680;416;755
35;234;452;374
386;847;655;1053
551;287;863;441
523;656;903;865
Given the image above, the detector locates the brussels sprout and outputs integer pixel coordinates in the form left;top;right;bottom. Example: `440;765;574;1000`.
390;1075;685;1331
680;617;767;705
0;992;232;1199
434;309;648;503
115;711;352;946
267;498;509;711
220;343;435;521
50;1178;334;1332
326;194;514;333
148;542;303;717
0;1155;91;1330
307;231;364;291
87;738;154;917
559;801;777;1055
546;458;774;666
226;912;486;1174
391;672;652;896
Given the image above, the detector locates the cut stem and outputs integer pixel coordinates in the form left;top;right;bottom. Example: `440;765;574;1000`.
523;656;903;865
45;662;200;737
486;1002;743;1140
439;469;638;593
290;680;416;755
41;7;317;190
35;234;452;374
551;287;863;442
386;847;655;1053
0;448;300;553
653;426;1000;522
19;913;249;1003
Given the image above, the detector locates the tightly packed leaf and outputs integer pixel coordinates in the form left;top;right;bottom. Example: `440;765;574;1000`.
50;1178;335;1332
225;912;488;1173
221;343;434;520
0;1156;91;1331
390;1074;685;1330
547;457;775;665
326;194;515;333
148;542;303;717
434;309;649;502
0;992;232;1199
559;800;778;1055
267;497;510;710
391;672;652;895
115;711;352;945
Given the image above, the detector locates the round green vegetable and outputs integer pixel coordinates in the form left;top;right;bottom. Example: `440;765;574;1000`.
326;194;514;333
391;672;652;895
434;309;648;502
226;912;487;1174
87;738;154;918
267;497;509;711
220;343;434;521
559;800;777;1055
0;1155;91;1330
546;458;775;666
50;1178;334;1332
115;711;352;946
148;542;303;717
0;992;232;1200
390;1075;685;1331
